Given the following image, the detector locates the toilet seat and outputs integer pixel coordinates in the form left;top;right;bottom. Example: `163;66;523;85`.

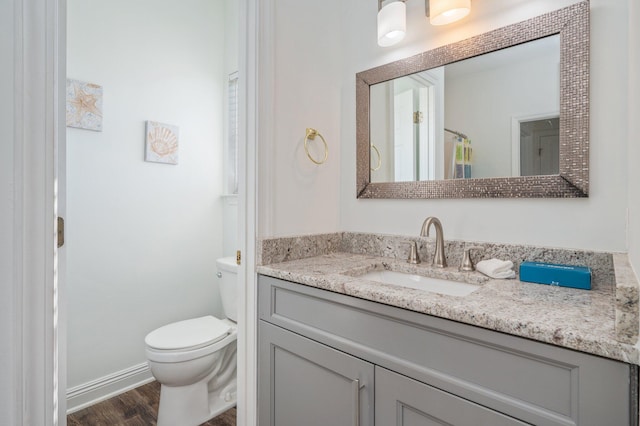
145;317;237;363
145;315;230;351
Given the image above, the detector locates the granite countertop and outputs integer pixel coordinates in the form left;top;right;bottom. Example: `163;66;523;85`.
257;252;640;365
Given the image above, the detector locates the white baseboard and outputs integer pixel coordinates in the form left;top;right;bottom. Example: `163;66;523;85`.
66;362;154;414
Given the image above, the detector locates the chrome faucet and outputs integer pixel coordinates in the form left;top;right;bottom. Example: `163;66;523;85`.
420;217;447;268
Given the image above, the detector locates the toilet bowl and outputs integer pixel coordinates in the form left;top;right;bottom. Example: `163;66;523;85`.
145;257;238;426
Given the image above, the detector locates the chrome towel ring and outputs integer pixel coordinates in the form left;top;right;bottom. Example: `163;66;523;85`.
304;128;328;165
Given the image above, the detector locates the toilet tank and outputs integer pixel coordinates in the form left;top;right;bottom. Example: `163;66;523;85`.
216;257;238;322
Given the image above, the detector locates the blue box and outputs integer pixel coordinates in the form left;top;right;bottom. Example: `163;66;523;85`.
519;262;591;290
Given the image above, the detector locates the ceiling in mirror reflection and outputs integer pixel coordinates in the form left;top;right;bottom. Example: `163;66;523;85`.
370;35;560;184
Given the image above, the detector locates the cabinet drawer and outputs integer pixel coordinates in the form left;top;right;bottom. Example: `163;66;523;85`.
376;366;527;426
259;275;635;426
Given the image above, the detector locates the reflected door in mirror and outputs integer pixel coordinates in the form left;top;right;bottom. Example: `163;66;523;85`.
519;117;559;176
370;70;441;183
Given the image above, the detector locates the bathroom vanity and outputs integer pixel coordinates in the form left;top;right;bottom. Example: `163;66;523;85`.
258;274;636;425
254;1;634;423
255;234;640;426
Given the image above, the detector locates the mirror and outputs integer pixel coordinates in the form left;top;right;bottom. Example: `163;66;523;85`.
356;2;589;198
369;35;560;182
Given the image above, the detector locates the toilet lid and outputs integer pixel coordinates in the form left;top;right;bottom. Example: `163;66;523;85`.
145;316;231;351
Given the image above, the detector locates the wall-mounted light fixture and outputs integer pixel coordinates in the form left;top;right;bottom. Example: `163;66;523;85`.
378;0;471;47
377;0;407;47
428;0;471;26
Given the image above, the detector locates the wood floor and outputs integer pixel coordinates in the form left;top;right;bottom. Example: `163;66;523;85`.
67;381;236;426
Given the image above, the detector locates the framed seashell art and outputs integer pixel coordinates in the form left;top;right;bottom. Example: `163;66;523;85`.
66;79;103;131
145;121;179;165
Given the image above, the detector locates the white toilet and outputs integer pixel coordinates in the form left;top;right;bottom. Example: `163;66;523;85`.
145;257;238;426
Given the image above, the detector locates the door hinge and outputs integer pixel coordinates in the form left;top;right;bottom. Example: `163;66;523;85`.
413;111;423;124
57;217;65;248
236;250;241;266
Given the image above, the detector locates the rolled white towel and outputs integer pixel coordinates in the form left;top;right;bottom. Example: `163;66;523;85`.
476;259;516;279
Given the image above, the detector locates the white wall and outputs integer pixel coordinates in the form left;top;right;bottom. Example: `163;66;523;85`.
628;0;640;273
66;0;227;393
262;0;632;251
260;0;343;237
336;0;630;252
222;196;239;257
0;0;16;422
225;0;239;78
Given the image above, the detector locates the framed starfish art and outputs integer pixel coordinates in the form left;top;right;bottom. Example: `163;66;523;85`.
66;79;103;131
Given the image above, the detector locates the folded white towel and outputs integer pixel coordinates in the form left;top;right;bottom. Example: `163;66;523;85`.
476;259;516;279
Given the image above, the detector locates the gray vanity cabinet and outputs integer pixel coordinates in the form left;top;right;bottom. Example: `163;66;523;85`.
258;321;374;426
257;275;637;426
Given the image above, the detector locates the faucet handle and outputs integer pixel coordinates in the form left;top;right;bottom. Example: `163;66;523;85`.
406;241;420;264
459;246;484;272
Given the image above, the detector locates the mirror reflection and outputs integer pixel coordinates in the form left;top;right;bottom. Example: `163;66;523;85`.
369;35;560;183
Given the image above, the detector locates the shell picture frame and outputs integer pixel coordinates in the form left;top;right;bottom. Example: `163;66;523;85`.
145;121;179;165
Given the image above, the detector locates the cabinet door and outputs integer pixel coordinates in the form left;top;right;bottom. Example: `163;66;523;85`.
376;367;528;426
258;321;374;426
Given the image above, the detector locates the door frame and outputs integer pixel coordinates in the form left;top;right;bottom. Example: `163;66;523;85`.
237;0;268;424
14;0;262;424
12;0;66;423
510;111;559;177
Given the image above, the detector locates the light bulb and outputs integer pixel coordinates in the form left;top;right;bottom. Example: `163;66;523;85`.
429;0;470;26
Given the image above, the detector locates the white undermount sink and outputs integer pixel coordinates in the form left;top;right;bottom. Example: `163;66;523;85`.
360;270;480;297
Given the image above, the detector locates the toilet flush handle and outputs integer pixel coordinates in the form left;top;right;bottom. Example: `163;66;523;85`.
217;272;222;278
